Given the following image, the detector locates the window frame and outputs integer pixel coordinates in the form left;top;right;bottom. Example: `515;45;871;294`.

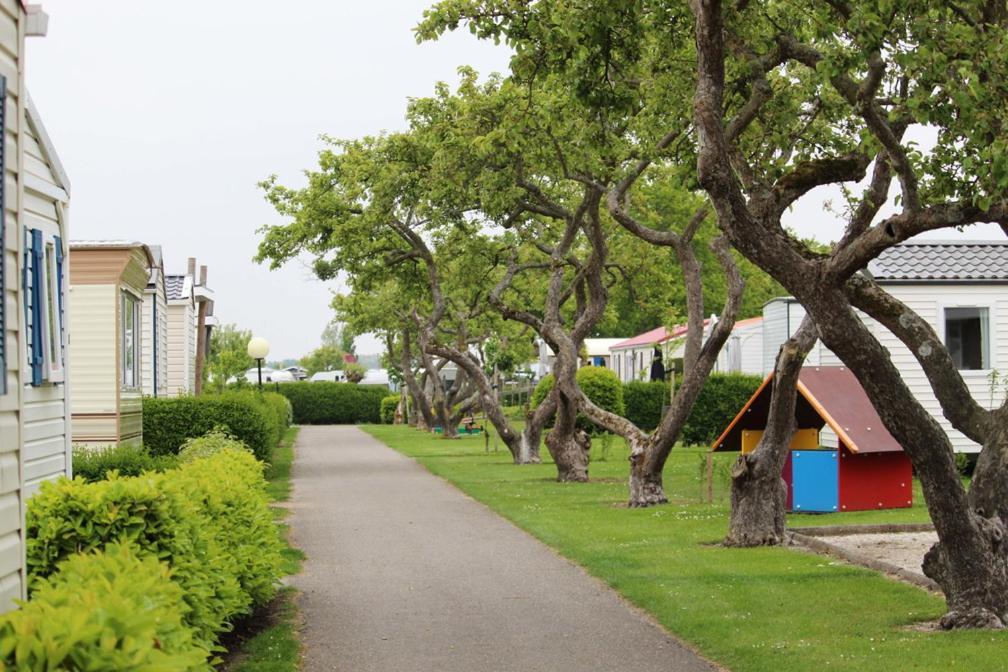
121;290;140;390
940;303;994;372
40;239;64;383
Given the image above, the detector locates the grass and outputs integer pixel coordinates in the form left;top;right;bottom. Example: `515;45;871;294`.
224;425;303;671
363;423;1006;672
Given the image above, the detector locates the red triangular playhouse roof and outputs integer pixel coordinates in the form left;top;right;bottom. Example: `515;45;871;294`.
711;366;902;454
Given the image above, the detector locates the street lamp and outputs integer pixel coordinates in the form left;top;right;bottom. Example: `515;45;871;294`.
247;336;270;390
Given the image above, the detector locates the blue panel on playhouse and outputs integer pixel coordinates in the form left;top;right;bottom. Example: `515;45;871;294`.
791;450;838;513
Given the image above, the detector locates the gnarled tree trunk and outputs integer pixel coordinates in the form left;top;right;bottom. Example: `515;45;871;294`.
545;391;590;482
725;317;817;547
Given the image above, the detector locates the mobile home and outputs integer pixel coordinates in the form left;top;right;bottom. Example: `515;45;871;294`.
68;242;153;448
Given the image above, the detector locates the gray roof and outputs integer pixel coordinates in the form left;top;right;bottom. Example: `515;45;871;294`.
165;275;187;300
867;241;1008;282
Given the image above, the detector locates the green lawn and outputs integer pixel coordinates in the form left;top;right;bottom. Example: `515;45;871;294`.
363;424;1005;672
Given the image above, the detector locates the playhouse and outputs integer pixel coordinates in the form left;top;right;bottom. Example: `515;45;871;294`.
712;366;912;512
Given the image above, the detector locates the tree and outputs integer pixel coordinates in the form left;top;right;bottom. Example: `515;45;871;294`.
418;4;745;503
678;0;1008;628
300;344;346;375
206;324;254;391
321;318;356;354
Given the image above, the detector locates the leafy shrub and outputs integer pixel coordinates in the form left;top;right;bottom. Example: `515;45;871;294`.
176;448;281;607
277;382;387;424
72;444;177;482
143;391;280;461
26;449;282;652
623;381;670;431
177;429;251;464
380;394;400;424
261;391;293;431
0;543;210;671
532;367;625;433
680;373;764;446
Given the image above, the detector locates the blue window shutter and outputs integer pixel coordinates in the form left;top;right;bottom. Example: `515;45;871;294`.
23;228;34;381
30;228;44;385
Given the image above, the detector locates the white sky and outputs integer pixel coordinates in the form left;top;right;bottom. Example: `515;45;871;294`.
27;3;1002;358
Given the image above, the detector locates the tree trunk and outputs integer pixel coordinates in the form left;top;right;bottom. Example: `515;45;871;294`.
725;317;817;547
545;392;590;482
628;445;668;507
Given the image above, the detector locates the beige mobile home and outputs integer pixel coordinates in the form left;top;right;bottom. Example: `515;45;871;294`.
165;272;196;395
142;245;168;397
1;2;69;613
68;242;152;447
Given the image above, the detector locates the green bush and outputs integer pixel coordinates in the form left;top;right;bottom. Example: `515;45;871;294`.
72;444;177;482
0;543;210;671
680;373;764;446
177;429;251;464
277;382;387;424
26;449;282;653
380;395;400;424
623;381;670;431
143;391;281;461
531;367;625;433
176;448;282;607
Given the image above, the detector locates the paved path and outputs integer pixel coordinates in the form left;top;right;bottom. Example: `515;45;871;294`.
289;425;717;672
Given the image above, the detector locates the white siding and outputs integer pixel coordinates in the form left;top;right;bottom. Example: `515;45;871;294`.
0;0;23;613
141;281;167;397
166;301;195;396
21;100;70;499
870;284;1007;453
716;321;763;375
761;299;844;373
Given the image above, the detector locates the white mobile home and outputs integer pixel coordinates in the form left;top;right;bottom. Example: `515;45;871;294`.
760;240;1008;453
610;317;765;384
1;2;71;613
68;242;153;448
141;245;168;397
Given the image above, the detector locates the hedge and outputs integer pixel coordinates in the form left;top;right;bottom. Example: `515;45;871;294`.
25;447;283;655
680;373;764;445
0;543;210;670
531;367;625;434
142;391;288;461
276;382;387;424
380;394;400;424
619;374;764;444
623;381;669;431
72;444;178;482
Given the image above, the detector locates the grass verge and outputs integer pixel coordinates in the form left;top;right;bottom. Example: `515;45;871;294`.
363;423;1005;672
223;426;303;671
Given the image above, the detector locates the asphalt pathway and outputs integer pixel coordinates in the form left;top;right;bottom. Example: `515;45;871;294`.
289;425;718;672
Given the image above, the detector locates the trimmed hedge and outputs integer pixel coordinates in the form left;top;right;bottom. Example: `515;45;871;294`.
618;374;763;444
623;381;669;431
681;373;764;445
532;367;625;434
277;382;387;424
0;543;210;670
25;447;282;654
72;444;178;482
142;391;287;461
380;394;400;424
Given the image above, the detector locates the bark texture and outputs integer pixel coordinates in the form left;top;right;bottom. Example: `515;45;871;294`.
725;317;817;547
687;0;1008;627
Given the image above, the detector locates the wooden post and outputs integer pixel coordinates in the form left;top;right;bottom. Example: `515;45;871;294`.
706;452;714;504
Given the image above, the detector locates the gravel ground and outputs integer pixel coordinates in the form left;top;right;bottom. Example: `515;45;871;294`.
822;531;938;577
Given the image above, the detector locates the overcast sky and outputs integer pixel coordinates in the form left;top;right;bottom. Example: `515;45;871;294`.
27;3;1001;358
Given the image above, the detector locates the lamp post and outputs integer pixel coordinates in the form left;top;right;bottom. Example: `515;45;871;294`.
247;337;270;390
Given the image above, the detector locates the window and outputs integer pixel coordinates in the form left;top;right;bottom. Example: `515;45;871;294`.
945;307;990;370
23;228;64;385
122;291;139;388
